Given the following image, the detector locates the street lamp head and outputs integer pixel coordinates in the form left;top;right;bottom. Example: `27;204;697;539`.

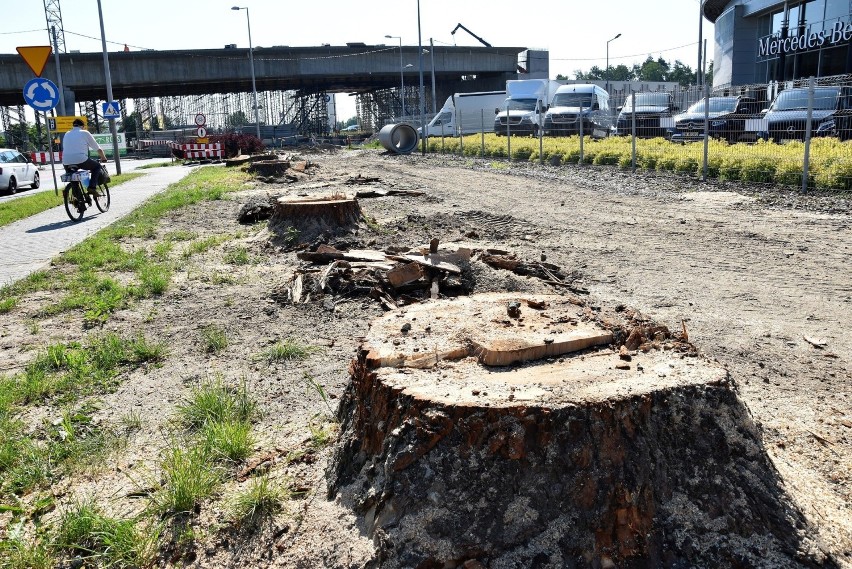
385;34;393;39
231;6;241;10
614;33;622;39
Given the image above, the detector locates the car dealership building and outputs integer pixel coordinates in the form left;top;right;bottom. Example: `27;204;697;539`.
705;0;852;85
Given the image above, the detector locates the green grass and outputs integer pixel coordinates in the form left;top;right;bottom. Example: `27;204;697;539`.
0;536;55;569
223;245;254;265
0;173;143;229
176;378;256;430
182;234;230;259
200;324;228;354
255;340;321;364
55;501;159;568
2;167;250;326
229;474;289;526
201;420;255;463
150;444;222;516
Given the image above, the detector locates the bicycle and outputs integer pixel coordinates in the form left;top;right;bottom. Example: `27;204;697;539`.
60;165;110;222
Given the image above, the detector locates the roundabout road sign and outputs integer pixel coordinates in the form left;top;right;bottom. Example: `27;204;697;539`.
23;77;59;111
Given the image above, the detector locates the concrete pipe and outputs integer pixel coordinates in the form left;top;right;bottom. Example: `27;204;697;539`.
378;123;419;154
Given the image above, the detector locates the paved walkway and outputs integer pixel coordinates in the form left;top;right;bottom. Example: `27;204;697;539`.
0;165;195;286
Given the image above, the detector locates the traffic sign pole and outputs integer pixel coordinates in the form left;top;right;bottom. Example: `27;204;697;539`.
44;112;58;193
96;0;121;175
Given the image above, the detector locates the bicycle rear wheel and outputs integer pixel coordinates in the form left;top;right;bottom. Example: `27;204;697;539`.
63;183;84;222
93;183;110;213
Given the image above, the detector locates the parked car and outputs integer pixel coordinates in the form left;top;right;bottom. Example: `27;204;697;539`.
615;92;678;138
542;84;612;138
342;124;360;132
671;96;763;143
761;86;852;142
0;149;40;194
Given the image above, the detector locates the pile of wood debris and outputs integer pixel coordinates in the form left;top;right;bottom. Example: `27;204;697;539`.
272;240;586;311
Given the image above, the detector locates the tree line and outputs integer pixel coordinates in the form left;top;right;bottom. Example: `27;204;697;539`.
559;56;713;86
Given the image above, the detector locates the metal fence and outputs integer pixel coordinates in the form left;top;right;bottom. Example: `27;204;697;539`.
420;75;852;194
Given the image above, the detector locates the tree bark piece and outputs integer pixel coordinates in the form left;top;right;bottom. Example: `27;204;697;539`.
329;293;831;569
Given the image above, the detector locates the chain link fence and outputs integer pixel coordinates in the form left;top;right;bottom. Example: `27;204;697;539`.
421;76;852;194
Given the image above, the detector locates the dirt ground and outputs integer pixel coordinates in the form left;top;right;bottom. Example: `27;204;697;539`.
1;148;850;568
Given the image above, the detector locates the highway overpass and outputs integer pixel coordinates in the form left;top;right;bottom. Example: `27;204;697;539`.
0;44;528;107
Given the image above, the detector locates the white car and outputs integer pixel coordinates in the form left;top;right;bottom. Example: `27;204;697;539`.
0;149;40;194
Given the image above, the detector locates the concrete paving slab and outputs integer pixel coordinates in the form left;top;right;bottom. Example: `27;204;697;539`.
0;164;197;287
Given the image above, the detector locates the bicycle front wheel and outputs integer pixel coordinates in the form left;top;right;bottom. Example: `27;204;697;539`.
93;183;110;213
63;183;84;222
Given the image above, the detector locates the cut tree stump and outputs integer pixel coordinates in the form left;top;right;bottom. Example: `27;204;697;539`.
269;194;363;245
329;293;832;569
247;160;290;177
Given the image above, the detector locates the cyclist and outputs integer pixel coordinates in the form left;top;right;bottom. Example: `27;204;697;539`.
61;119;107;208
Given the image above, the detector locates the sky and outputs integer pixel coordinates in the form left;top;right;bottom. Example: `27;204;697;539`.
3;0;713;121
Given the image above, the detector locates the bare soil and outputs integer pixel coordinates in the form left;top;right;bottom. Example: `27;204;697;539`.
1;149;850;568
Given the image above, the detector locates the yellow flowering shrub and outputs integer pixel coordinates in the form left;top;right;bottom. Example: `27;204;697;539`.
428;133;852;190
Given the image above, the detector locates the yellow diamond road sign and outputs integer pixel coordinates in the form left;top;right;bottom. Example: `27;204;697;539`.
16;46;53;77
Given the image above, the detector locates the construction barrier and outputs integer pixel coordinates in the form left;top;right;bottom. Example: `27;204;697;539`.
30;151;62;164
180;143;223;160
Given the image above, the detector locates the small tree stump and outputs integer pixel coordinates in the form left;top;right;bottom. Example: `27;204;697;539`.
247;160;290;177
329;293;828;568
269;194;363;245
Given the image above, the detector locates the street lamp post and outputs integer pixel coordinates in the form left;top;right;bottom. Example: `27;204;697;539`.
385;35;405;118
96;0;121;174
232;6;261;140
606;33;621;95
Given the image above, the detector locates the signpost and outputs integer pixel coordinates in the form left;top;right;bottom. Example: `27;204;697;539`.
195;114;208;143
102;101;121;119
18;46;59;192
48;116;88;133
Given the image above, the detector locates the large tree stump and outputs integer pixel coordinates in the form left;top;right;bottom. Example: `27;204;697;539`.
269;194;363;245
329;293;832;569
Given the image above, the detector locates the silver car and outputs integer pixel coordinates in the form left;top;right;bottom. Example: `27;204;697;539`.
0;149;40;194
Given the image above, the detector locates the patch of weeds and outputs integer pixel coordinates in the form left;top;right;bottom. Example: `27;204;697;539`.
150;444;222;516
200;325;228;354
55;501;158;568
281;226;299;247
129;335;168;364
152;240;174;261
165;229;198;242
0;296;17;314
27;320;40;335
490;161;509;170
209;272;238;285
0;534;55;569
177;378;256;430
223;246;254;265
182;235;229;259
120;409;142;433
135;262;172;297
255;340;321;364
364;217;387;233
308;420;339;450
201;420;255;463
229;474;289;527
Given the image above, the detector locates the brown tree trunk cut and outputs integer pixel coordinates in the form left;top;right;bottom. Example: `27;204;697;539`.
329;293;832;569
269;195;363;245
247;160;290;177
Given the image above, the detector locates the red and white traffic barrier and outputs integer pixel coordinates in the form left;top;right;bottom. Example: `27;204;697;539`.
179;143;223;160
183;149;223;159
31;151;62;164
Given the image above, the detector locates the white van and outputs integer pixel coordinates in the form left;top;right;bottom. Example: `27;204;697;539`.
423;91;507;137
543;84;612;138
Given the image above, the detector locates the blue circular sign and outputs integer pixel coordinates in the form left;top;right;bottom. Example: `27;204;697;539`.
23;77;59;112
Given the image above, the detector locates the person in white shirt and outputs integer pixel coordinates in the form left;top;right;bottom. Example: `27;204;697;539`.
61;119;107;193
